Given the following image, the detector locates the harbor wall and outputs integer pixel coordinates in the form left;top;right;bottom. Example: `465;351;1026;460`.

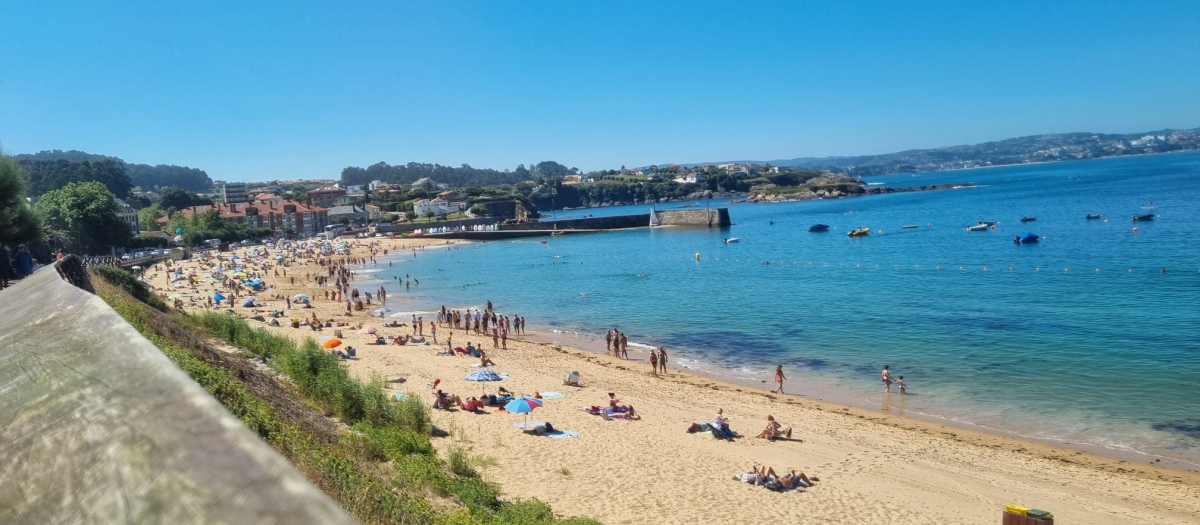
657;208;730;227
499;214;649;231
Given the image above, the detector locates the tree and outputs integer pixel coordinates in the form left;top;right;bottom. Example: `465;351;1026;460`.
138;204;163;231
17;158;132;198
469;204;488;216
0;154;44;247
424;210;435;221
159;186;198;209
34;181;131;254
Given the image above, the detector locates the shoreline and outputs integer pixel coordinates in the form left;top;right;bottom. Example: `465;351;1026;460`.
368;258;1200;474
147;239;1200;524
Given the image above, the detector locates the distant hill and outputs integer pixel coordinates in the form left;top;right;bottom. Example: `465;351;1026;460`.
14;150;213;192
686;127;1200;177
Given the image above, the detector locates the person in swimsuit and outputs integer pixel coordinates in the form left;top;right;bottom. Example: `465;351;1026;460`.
650;350;658;376
897;375;906;394
657;347;667;374
619;333;628;359
756;415;793;440
882;365;892;392
774;365;786;394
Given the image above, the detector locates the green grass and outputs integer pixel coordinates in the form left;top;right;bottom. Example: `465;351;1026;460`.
87;274;601;525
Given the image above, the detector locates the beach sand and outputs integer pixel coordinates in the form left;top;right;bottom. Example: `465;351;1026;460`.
148;238;1200;524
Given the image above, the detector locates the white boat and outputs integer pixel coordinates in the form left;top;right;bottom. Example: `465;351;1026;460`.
724;237;740;244
966;224;988;232
649;206;660;227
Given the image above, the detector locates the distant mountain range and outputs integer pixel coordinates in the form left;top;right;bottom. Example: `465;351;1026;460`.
687;127;1200;177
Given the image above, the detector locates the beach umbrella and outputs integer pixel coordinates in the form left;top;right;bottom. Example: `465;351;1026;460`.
465;370;503;382
322;338;343;349
130;265;141;270
275;254;284;259
231;255;240;259
358;326;378;335
242;298;257;307
212;293;226;302
294;293;309;302
504;397;543;427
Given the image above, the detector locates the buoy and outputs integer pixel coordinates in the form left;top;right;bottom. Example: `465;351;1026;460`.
1128;268;1133;273
695;253;700;260
936;266;941;270
1036;267;1041;272
959;266;963;270
1064;268;1069;272
1096;268;1100;272
983;266;988;271
1008;267;1013;271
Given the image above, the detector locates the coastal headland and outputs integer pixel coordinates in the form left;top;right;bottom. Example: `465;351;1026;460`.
145;237;1200;524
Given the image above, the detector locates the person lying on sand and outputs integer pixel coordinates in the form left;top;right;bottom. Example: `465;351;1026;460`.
755;415;793;440
609;406;638;420
457;396;485;412
479;351;495;367
737;466;817;491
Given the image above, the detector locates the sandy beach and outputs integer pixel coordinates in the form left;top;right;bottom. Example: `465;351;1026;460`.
147;238;1200;525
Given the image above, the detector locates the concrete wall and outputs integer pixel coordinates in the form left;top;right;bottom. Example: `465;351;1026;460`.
499;214;650;231
0;264;354;524
657;208;730;227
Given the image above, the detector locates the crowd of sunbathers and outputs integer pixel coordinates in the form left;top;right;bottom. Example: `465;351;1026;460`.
432;387;515;412
686;411;795;441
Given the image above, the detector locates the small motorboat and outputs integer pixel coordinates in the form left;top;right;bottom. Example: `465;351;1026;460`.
1086;213;1103;220
1020;216;1036;222
724;237;740;244
808;224;830;232
901;224;919;229
551;231;565;236
1131;213;1155;221
966;224;989;232
1014;233;1039;244
847;227;870;237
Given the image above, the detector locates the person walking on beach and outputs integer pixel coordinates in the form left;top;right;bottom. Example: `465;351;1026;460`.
649;349;658;376
657;347;667;374
492;328;499;349
882;365;892;392
619;333;628;359
774;365;787;394
431;324;437;344
605;329;613;354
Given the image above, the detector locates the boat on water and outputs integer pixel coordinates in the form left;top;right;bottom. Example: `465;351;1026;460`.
1015;233;1039;244
901;224;919;229
1086;213;1103;220
724;237;740;244
551;231;565;236
966;224;989;232
808;224;830;232
1020;216;1036;222
1132;200;1157;221
847;227;870;237
649;206;660;227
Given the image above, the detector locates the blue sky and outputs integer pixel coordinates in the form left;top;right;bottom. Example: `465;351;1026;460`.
2;1;1197;182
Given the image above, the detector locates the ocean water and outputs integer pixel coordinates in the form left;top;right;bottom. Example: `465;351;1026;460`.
375;152;1200;466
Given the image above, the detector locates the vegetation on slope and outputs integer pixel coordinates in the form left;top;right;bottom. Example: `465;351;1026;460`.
90;268;600;525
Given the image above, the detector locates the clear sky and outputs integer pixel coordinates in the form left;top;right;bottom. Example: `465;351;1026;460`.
2;1;1197;182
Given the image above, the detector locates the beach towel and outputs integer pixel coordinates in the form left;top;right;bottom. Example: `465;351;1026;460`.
538;391;568;400
545;430;580;439
391;393;407;401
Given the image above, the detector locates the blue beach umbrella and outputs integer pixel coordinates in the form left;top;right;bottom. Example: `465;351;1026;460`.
294;293;309;302
212;293;226;304
504;397;544;427
465;370;502;382
242;298;256;307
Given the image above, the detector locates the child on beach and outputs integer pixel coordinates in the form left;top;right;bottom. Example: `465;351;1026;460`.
897;376;906;394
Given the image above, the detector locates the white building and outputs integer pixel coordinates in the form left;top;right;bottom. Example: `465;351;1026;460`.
413;197;462;217
673;173;704;184
113;198;140;234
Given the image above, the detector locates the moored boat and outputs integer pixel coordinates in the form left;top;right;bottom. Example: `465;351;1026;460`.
901;224;919;229
808;224;830;232
966;224;989;232
1020;216;1036;222
724;237;740;244
847;227;870;237
1086;213;1103;220
1014;233;1039;244
1131;213;1154;221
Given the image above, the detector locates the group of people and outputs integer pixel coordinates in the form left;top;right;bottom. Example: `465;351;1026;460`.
0;244;36;289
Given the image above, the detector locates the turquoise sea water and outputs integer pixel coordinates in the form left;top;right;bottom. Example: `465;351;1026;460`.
371;152;1200;466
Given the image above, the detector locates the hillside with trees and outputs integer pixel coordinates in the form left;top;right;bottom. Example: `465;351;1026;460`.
15;150;212;192
340;161;580;188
